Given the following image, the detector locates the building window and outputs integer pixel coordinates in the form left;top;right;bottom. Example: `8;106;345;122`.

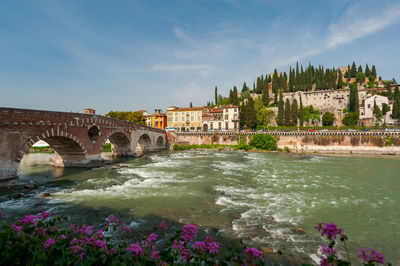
191;112;194;115
182;117;184;121
225;115;228;120
197;117;201;121
191;117;194;121
218;122;221;130
226;122;228;129
175;117;178;122
368;104;371;109
234;109;237;112
210;123;213;130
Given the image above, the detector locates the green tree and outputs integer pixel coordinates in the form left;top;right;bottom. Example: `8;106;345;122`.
373;99;382;122
365;64;371;77
105;111;146;125
284;98;291;126
356;72;366;84
215;86;218;105
232;86;240;105
190;102;193;108
249;134;277;150
337;71;343;89
350;62;357;78
382;103;390;115
349;83;359;113
291;99;298;126
262;87;269;106
322;112;335;126
342;112;359;126
257;109;276;128
240;103;247;129
277;92;284;126
299;94;304;126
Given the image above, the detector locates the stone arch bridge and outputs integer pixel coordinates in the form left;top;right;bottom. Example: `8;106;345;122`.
0;107;167;180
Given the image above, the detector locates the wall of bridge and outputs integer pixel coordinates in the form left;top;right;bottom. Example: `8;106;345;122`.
0;107;167;180
169;131;400;155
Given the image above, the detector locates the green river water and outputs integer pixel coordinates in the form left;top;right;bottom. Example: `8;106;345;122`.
1;151;399;264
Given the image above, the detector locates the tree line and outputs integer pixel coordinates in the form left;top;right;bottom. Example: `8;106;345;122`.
105;111;146;125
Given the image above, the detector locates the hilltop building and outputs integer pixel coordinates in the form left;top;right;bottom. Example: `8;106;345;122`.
84;108;95;115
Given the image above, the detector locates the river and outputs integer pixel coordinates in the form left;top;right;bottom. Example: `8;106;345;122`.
1;151;399;264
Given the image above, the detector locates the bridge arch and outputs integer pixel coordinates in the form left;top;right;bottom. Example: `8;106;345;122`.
20;131;88;168
105;131;132;156
156;136;164;147
136;133;152;154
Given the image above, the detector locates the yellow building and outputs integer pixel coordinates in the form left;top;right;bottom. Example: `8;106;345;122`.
166;106;204;132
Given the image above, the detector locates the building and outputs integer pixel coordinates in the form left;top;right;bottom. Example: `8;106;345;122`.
84;108;95;115
145;109;167;129
359;95;394;126
202;105;240;132
166;106;204;132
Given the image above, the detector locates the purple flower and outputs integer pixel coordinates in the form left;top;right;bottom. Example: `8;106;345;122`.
315;223;344;240
96;240;107;250
193;241;207;252
126;243;144;256
181;248;191;261
145;233;158;248
43;238;56;249
0;210;4;218
37;227;47;236
320;245;338;257
11;223;22;235
172;240;185;252
245;247;263;260
40;211;51;219
151;250;161;260
160;220;168;231
359;248;385;264
207;241;220;254
82;225;94;235
158;262;168;266
60;235;66;239
20;214;38;225
320;256;333;266
181;224;198;242
70;245;84;254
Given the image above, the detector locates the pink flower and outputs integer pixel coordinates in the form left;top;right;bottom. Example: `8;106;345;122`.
43;238;56;249
359;248;385;264
20;214;38;225
60;235;66;239
82;225;94;235
181;248;191;261
97;229;104;238
315;223;345;240
37;227;47;236
181;224;198;242
107;215;118;226
145;233;158;248
0;210;4;218
158;262;168;266
245;247;263;260
40;211;51;219
160;220;168;231
79;252;86;260
193;241;207;252
11;223;22;235
151;250;160;260
120;226;131;237
207;241;220;254
96;240;107;250
126;243;144;256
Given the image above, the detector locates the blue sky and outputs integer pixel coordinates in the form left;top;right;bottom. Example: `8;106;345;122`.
1;0;399;115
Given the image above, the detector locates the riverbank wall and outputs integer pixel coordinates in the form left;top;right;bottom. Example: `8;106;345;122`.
167;131;400;155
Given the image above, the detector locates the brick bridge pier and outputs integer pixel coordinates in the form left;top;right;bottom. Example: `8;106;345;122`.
0;107;167;181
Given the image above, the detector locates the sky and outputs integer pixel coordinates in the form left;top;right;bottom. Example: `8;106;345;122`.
1;0;400;115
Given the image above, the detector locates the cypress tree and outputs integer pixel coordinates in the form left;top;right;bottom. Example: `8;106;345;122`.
277;92;284;126
246;97;257;129
240;103;247;128
351;62;357;78
365;64;371;77
190;102;193;108
284;99;291;126
299;94;304;126
262;88;269;106
371;65;377;78
232;86;239;105
273;69;279;104
337;71;343;89
215;86;218;105
291;99;298;126
392;86;400;123
357;65;363;74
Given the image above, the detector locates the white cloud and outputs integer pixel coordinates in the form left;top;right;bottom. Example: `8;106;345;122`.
326;2;400;49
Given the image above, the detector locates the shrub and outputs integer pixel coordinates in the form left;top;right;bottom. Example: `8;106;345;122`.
342;112;359;126
284;146;290;153
248;134;278;151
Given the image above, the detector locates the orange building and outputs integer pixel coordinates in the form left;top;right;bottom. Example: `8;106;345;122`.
146;109;167;129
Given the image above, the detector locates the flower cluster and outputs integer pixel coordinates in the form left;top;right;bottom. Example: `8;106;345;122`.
181;224;198;242
315;222;345;240
315;222;388;266
193;236;220;254
359;248;385;264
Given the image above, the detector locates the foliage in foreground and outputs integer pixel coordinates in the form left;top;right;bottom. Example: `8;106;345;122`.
0;211;391;265
0;212;264;265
